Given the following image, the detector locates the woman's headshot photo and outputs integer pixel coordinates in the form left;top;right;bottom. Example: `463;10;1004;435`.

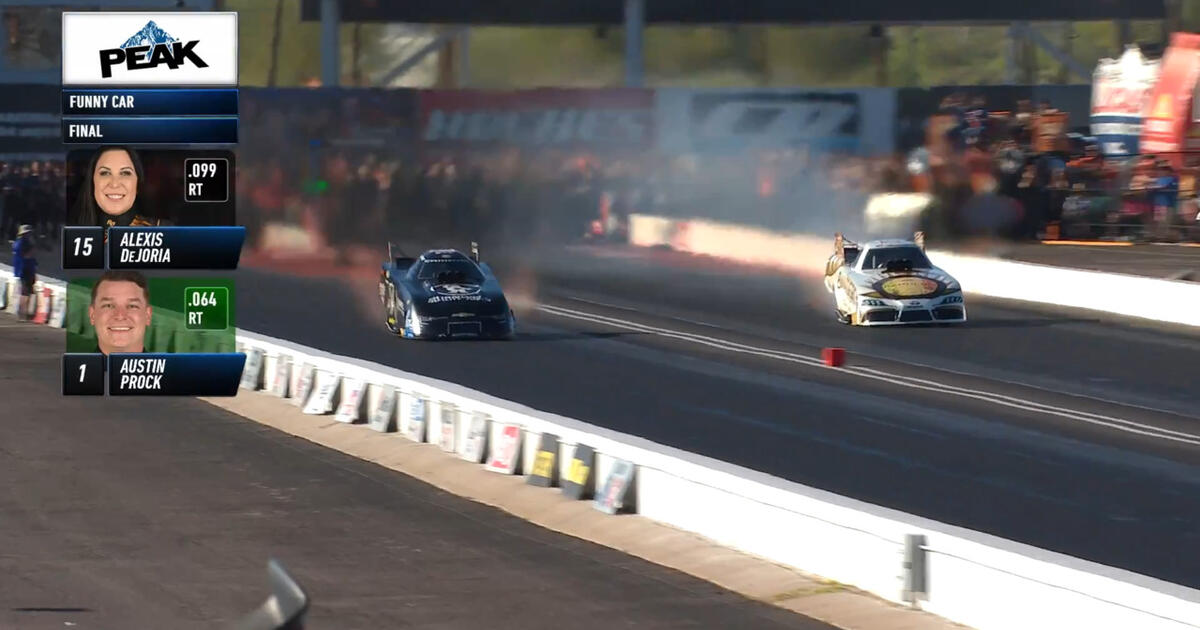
69;145;166;235
65;147;235;231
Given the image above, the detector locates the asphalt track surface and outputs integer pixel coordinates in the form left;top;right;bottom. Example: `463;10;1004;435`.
234;243;1200;591
1;317;834;630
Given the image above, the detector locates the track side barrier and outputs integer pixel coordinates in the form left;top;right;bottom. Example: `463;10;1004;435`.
627;214;1200;327
5;264;1200;630
230;331;1200;630
1;264;67;329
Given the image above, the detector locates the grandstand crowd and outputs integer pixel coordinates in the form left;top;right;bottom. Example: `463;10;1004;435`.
896;92;1200;242
0;159;64;244
235;149;1197;255
230;90;1198;253
5;97;1199;256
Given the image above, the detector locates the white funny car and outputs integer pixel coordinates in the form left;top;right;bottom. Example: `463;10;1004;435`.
823;233;966;326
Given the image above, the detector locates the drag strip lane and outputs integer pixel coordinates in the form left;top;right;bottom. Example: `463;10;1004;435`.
530;246;1200;419
536;301;1200;448
234;266;1200;588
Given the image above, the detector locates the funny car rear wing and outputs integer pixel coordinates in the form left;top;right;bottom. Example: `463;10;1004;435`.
834;233;861;265
386;242;419;273
388;241;480;262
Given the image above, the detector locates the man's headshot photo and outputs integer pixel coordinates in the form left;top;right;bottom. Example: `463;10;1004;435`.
88;270;152;355
66;275;235;355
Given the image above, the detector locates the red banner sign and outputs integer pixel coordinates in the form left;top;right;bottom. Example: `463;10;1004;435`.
418;88;654;151
1140;33;1200;164
1091;46;1159;119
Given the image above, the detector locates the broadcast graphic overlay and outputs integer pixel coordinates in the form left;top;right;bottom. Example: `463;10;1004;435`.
59;11;244;397
62;275;241;396
60;12;239;144
61;147;241;270
60;12;242;271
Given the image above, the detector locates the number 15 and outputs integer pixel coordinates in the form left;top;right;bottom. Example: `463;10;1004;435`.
73;237;93;257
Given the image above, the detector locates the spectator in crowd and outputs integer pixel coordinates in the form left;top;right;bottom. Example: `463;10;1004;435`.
962;95;989;147
1118;155;1157;239
1010;100;1034;145
1067;143;1108;187
993;138;1027;197
1061;182;1092;231
11;224;37;320
1152;158;1179;239
3;164;29;241
1015;163;1043;239
965;138;995;194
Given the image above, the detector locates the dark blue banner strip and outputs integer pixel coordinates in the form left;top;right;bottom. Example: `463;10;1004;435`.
108;353;246;396
62;89;239;116
62;117;238;144
107;226;245;270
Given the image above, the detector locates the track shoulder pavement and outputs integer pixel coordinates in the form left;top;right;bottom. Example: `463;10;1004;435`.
202;380;965;630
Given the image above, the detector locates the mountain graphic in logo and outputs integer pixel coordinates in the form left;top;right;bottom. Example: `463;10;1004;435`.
120;21;177;49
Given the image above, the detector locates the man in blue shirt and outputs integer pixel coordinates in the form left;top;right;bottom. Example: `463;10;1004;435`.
11;224;36;320
1152;159;1180;239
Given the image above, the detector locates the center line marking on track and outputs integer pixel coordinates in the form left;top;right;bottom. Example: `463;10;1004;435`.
535;303;1200;447
561;293;1198;418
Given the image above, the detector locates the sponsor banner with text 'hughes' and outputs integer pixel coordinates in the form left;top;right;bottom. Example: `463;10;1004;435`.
62;12;238;86
419;88;653;151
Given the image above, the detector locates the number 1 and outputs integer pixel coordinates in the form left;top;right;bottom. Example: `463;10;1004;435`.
78;363;86;382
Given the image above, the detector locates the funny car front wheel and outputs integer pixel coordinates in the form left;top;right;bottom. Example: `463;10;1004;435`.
385;288;404;335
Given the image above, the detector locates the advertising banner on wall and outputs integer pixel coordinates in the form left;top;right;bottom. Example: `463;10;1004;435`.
654;87;895;155
1091;45;1161;157
418;88;654;152
240;88;419;159
0;83;60;159
1141;33;1200;166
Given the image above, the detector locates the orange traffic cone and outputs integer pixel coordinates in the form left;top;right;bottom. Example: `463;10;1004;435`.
32;287;51;324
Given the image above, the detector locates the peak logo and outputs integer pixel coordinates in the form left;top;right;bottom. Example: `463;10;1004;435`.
99;21;208;79
63;12;237;86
